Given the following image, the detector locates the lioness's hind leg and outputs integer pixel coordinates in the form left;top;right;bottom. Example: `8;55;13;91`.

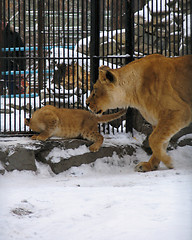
135;109;191;172
135;154;160;172
135;133;173;172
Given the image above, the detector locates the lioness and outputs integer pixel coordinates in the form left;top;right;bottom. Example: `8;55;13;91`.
86;54;192;172
25;105;126;152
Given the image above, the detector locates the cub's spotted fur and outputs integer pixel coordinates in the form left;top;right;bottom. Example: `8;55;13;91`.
25;105;126;152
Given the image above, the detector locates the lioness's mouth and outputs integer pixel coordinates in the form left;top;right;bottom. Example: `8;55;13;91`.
96;110;102;114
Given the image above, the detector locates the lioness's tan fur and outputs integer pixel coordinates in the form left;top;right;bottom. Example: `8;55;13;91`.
25;105;126;152
86;54;192;171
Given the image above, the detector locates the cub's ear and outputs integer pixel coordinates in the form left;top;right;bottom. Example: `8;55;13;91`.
99;66;116;83
25;118;30;126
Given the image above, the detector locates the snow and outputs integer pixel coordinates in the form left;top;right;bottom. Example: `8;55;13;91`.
0;95;40;132
0;3;191;237
183;14;191;37
0;132;192;240
46;145;90;163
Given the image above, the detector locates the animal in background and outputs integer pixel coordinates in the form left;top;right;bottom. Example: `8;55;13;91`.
53;62;90;91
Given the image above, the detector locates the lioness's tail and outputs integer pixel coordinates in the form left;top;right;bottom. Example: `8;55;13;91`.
96;109;126;123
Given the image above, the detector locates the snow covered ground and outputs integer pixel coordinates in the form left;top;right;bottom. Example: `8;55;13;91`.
0;132;192;240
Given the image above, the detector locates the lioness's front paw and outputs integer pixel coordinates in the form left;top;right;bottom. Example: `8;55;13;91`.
163;159;174;169
135;162;157;172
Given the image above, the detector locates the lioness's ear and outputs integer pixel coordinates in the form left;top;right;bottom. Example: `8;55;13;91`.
99;66;116;83
106;71;115;83
99;65;111;71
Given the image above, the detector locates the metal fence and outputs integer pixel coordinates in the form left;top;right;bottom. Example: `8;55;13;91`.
0;0;191;135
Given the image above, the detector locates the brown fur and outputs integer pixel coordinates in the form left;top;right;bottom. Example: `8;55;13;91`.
86;54;192;171
53;62;91;90
25;105;126;152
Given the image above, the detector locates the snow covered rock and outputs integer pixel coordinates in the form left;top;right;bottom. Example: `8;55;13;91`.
0;125;191;174
35;139;135;174
0;138;135;174
1;148;36;172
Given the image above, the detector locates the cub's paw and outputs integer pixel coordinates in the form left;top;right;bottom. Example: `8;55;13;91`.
135;162;157;172
31;134;48;141
89;144;100;152
31;135;37;140
36;135;48;141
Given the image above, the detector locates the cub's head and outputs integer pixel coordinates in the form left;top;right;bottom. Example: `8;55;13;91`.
86;66;118;114
52;62;66;85
24;117;42;133
25;118;31;126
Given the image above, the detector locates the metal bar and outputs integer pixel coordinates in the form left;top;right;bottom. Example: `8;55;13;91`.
28;0;32;124
62;0;66;108
0;0;3;132
81;0;84;108
125;0;134;134
0;0;3;82
48;0;51;105
67;0;70;108
72;0;75;108
0;0;191;136
168;0;171;56
43;0;46;106
13;1;18;131
76;0;80;108
125;0;134;63
191;0;192;54
58;0;61;108
33;0;37;111
53;0;56;107
85;0;89;100
22;0;26;132
38;0;43;91
90;0;100;86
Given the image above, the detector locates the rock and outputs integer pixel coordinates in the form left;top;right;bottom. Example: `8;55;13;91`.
131;111;192;153
50;145;135;174
0;128;191;174
0;169;5;175
0;138;136;173
35;139;135;174
170;124;192;144
1;148;37;172
178;138;192;147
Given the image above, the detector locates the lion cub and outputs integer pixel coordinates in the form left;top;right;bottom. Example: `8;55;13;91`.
25;105;126;152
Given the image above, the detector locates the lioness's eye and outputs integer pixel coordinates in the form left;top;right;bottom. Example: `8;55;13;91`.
92;89;96;97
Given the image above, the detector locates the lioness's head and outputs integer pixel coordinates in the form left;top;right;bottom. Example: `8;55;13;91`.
86;66;119;114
